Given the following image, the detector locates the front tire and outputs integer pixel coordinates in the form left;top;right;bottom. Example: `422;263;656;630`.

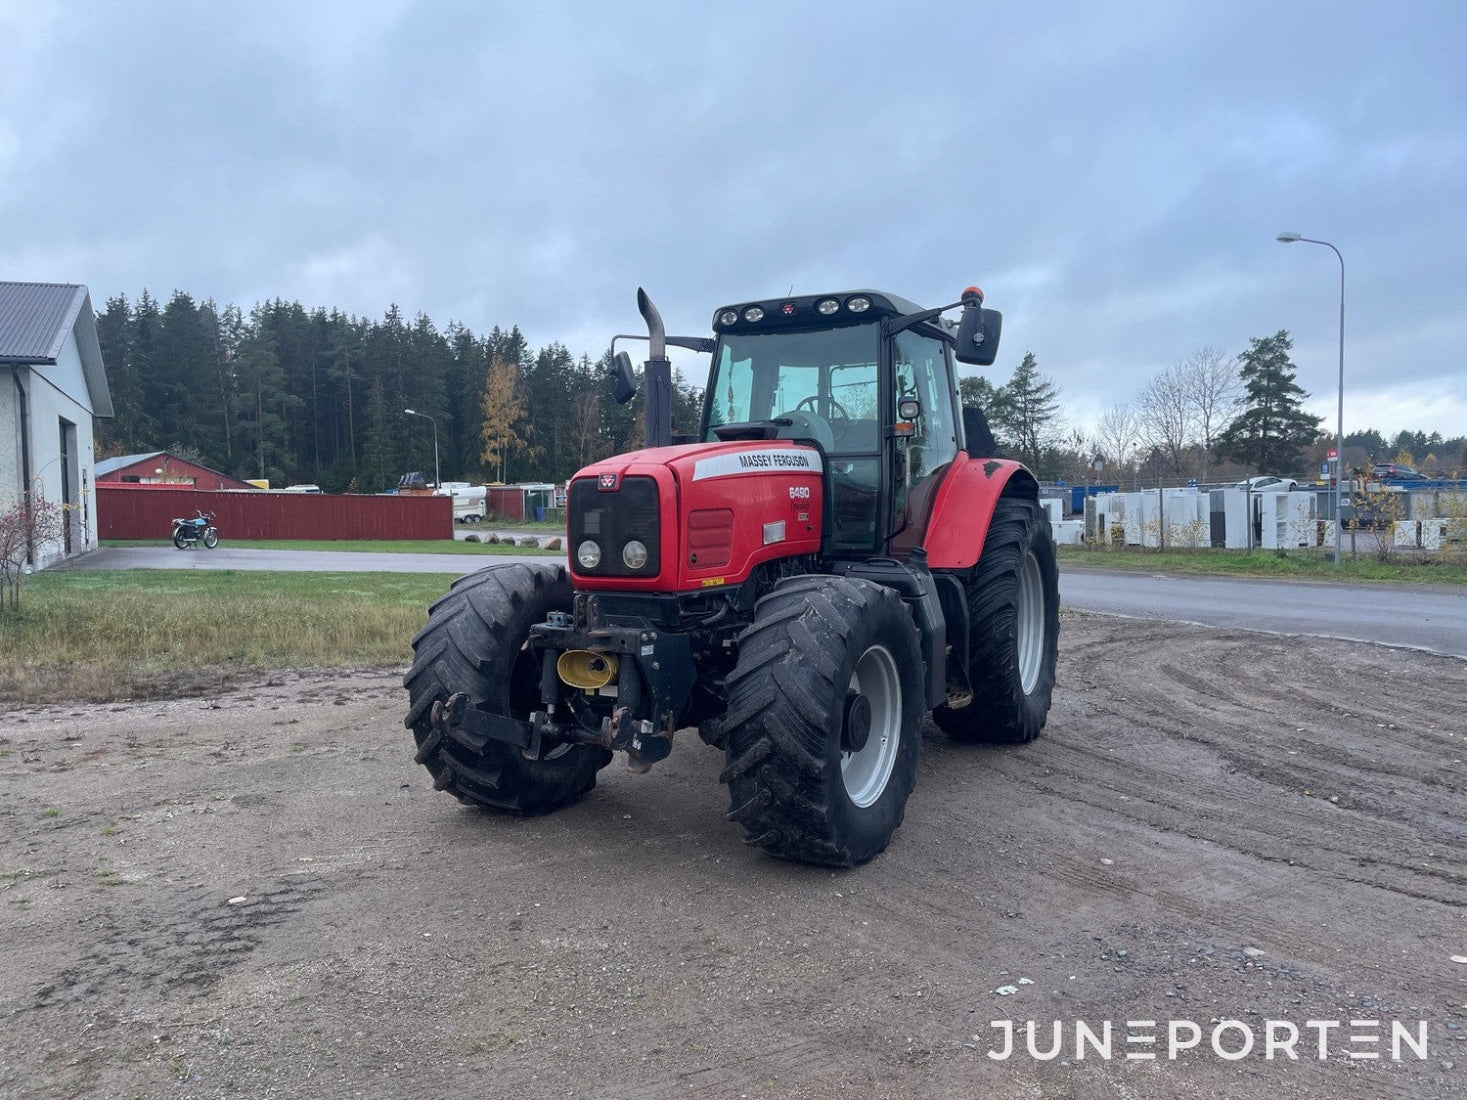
720;576;923;866
404;562;611;814
934;497;1059;743
202;529;219;549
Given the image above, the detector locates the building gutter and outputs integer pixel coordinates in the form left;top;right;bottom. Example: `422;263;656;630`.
10;364;34;565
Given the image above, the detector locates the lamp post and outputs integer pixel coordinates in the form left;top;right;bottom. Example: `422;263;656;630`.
403;408;440;489
1275;232;1345;564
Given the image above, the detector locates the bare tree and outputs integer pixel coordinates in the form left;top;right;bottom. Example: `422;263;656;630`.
0;492;68;610
1178;345;1242;483
1095;402;1138;471
568;390;603;468
1136;365;1194;477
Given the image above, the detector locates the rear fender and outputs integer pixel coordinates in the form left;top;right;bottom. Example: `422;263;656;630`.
920;455;1038;569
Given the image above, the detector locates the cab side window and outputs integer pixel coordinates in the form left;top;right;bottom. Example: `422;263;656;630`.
890;330;959;550
892;330;958;479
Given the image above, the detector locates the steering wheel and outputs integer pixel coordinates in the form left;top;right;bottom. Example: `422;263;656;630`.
794;395;850;426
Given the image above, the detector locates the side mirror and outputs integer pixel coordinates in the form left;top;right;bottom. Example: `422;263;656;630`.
610;350;637;405
954;305;1003;366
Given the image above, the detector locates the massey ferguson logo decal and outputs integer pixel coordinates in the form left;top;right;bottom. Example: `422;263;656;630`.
692;449;823;481
597;472;619;491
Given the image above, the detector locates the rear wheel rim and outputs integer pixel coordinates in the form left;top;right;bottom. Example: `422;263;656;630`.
841;644;900;808
1016;550;1045;695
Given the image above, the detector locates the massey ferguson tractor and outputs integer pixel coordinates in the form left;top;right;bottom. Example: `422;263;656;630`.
404;286;1059;866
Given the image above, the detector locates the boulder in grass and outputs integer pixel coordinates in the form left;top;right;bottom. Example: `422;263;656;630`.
486;533;500;545
519;536;539;547
544;536;562;550
463;533;482;543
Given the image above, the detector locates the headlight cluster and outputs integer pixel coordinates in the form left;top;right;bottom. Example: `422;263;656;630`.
575;538;651;572
568;475;660;578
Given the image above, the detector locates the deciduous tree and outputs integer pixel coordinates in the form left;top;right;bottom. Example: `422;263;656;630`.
1096;402;1138;470
480;357;530;483
1179;346;1240;483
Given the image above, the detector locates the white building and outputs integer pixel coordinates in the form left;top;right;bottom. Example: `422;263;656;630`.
0;282;113;569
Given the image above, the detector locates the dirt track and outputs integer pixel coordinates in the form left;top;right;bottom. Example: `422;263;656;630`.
1;612;1464;1099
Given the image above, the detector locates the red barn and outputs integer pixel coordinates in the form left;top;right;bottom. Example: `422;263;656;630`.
95;451;258;492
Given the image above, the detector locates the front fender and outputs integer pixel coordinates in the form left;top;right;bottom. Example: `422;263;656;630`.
920;455;1038;569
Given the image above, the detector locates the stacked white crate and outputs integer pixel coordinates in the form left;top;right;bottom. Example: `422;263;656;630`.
1422;517;1467;550
1163;490;1209;548
1258;492;1318;549
1051;519;1085;545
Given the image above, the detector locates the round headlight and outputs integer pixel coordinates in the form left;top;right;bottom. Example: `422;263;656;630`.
816;298;840;315
576;540;602;569
742;305;765;323
846;296;871;313
622;540;649;570
717;309;739;326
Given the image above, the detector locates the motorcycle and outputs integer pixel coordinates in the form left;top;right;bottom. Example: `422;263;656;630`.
171;510;219;549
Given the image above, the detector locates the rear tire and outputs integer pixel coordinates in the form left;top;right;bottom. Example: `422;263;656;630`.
172;529;189;549
404;562;611;814
720;576;923;866
934;498;1059;743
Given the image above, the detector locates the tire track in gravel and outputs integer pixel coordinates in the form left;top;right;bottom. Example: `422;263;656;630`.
3;621;1464;1100
25;874;334;1012
995;624;1467;913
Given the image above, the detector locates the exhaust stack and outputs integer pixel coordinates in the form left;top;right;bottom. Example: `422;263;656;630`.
638;287;672;448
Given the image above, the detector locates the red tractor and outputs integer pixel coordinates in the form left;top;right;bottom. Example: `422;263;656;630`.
405;286;1059;866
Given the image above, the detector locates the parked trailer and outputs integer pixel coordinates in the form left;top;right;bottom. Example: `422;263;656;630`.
439;484;487;523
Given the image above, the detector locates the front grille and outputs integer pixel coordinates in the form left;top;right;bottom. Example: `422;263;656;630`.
568;475;661;578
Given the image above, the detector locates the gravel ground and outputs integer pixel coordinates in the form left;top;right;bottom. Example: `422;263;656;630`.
1;612;1464;1099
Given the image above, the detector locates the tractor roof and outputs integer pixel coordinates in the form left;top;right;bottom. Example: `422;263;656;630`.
710;290;928;335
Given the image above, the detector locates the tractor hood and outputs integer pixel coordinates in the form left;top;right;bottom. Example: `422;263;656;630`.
567;440;825;591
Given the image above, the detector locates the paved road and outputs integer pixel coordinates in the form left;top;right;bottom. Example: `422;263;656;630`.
54;547;1467;659
1060;566;1466;659
52;545;544;575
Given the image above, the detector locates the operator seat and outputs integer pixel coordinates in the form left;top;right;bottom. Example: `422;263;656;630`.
962;406;998;459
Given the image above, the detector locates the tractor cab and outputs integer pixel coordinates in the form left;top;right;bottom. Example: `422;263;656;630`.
699;290;994;556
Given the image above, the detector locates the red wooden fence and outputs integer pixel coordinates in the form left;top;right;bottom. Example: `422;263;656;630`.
97;487;452;541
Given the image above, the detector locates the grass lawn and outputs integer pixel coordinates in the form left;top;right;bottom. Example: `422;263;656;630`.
8;537;1460;705
0;570;463;703
1058;545;1467;584
102;537;561;555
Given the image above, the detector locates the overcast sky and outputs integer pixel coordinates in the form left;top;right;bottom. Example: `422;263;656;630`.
3;1;1464;441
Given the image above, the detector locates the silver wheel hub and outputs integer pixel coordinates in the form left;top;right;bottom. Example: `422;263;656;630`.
1015;550;1045;695
841;644;901;808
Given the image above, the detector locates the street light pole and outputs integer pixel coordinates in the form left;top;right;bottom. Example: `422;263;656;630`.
403;408;440;489
1276;232;1345;564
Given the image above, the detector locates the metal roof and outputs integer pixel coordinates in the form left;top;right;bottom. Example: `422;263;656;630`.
0;282;85;362
0;281;114;417
95;452;165;477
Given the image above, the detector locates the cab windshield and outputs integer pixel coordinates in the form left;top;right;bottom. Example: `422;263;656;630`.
704;323;881;454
